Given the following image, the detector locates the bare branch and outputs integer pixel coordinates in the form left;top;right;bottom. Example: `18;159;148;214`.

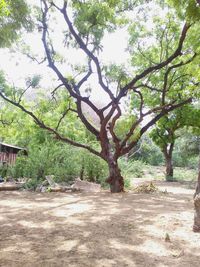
119;23;191;98
60;4;115;100
18;84;32;104
119;97;192;156
136;83;162;92
40;0;101;116
23;52;46;65
75;62;93;93
162;53;197;104
51;83;64;98
55;104;77;131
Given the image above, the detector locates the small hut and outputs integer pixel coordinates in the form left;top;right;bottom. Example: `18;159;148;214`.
0;142;27;165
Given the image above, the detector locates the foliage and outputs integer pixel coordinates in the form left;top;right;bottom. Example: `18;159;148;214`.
0;0;9;16
119;159;146;178
168;0;200;21
22;178;42;191
129;135;164;166
173;130;199;168
0;0;200;192
173;167;197;182
78;149;108;184
150;105;199;180
150;106;200;152
0;0;33;47
7;136;108;186
0;164;7;177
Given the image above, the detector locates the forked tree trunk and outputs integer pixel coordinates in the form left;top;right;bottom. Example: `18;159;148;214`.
193;157;200;232
106;160;124;193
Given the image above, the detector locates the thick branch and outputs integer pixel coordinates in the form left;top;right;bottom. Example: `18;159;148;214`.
108;105;121;153
0;91;103;159
120;97;192;156
40;0;100;117
76;99;100;138
60;4;115;100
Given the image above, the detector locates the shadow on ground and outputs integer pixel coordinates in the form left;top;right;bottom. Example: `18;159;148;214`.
0;182;199;267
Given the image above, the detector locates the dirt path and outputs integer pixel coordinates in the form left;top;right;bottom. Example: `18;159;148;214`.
0;182;199;267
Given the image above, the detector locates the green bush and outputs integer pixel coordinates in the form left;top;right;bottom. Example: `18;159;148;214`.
187;156;199;169
173;168;197;182
124;177;131;189
8;139;108;186
0;164;8;177
119;159;146;178
130;136;164;166
78;150;108;184
22;178;42;191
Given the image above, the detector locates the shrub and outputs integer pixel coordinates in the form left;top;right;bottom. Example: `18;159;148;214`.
119;159;146;178
8;139;108;186
22;178;42;191
78;150;108;184
129;135;164;166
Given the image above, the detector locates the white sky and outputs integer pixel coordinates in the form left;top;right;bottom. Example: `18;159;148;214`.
0;28;129;106
0;1;163;108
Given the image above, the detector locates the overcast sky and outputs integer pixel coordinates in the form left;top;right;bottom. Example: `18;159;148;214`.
0;0;163;109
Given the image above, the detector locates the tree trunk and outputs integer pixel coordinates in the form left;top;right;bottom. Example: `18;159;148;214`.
165;155;174;181
163;143;174;181
106;160;124;193
193;156;200;232
193;194;200;232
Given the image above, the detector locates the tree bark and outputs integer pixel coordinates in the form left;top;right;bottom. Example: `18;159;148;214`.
165;154;174;180
193;194;200;232
163;143;174;181
193;154;200;232
106;160;124;193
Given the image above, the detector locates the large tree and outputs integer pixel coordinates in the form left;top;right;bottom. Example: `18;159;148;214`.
0;0;200;192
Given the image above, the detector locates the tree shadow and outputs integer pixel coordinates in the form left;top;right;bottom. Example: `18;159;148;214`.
0;189;199;267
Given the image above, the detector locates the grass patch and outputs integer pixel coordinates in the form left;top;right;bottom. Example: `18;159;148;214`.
173;167;197;182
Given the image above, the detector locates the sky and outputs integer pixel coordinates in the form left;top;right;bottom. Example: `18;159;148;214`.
0;0;162;110
0;28;130;108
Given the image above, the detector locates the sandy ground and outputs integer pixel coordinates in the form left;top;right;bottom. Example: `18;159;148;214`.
0;181;199;267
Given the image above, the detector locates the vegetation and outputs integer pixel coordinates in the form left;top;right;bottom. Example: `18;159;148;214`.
0;0;199;193
150;106;200;181
0;0;32;47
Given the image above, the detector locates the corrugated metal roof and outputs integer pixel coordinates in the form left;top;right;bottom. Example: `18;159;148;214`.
0;142;26;151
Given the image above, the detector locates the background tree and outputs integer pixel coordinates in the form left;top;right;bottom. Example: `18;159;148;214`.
150;105;200;180
0;0;200;192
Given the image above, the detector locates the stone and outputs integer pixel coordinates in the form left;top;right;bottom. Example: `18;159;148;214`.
71;178;101;192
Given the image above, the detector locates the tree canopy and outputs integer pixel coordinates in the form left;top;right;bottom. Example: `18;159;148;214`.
0;0;200;192
0;0;32;47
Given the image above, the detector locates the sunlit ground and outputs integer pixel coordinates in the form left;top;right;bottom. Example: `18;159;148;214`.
0;181;199;267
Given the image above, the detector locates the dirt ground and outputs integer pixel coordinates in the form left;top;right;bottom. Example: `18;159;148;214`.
0;180;199;267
